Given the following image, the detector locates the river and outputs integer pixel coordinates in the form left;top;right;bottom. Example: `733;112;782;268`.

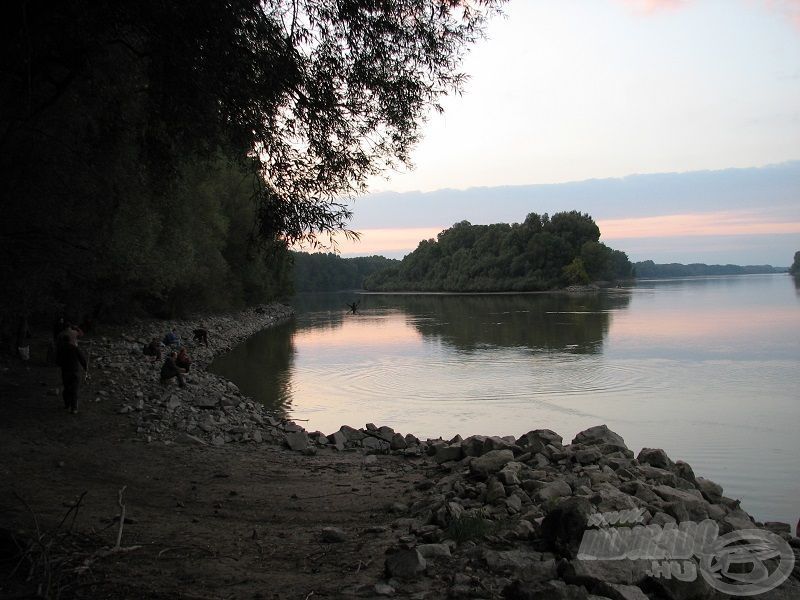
211;273;800;524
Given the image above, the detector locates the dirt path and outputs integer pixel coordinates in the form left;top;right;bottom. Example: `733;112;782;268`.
0;355;433;599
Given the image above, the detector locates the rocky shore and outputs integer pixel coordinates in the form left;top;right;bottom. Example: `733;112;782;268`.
2;304;799;599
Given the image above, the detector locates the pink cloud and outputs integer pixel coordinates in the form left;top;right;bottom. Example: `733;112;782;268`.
618;0;689;15
753;0;800;30
597;211;800;240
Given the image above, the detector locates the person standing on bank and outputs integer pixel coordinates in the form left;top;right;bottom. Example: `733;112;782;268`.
57;335;87;414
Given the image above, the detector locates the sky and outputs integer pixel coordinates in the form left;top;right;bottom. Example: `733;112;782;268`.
330;0;800;265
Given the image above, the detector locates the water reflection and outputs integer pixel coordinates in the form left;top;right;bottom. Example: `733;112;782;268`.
382;292;631;354
210;320;296;416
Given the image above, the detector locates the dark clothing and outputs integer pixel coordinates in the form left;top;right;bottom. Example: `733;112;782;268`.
57;344;87;411
176;349;191;372
163;331;180;347
143;341;162;360
193;328;209;347
160;356;186;387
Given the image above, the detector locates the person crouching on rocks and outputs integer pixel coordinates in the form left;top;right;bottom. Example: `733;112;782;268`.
160;351;187;388
176;346;192;372
57;335;87;414
143;337;162;363
162;328;181;348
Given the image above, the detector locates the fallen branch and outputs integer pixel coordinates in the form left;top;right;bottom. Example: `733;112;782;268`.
114;486;126;549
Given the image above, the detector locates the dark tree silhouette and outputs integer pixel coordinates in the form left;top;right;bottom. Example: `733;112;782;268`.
0;0;505;316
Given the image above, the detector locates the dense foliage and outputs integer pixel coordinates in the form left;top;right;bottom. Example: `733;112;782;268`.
292;252;399;292
364;212;634;292
790;252;800;277
634;261;787;279
1;0;503;320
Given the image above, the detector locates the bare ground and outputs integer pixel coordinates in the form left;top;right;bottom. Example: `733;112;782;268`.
0;353;436;599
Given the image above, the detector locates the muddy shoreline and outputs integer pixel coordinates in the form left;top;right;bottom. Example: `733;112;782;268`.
1;305;798;599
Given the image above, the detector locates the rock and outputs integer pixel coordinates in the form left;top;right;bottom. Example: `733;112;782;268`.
537;480;572;503
484;549;542;572
471;449;516;478
329;430;346;450
285;431;310;452
672;461;697;486
504;579;590;600
636;448;674;470
572;425;626;449
486;478;507;504
695;477;723;503
385;549;426;579
320;527;347;543
652;485;703;504
594;583;649;600
763;521;791;534
166;395;181;410
363;436;390;453
518;429;563;453
178;433;208;445
462;435;488;456
506;494;523;513
722;508;755;531
194;396;218;409
638;465;678;486
591;483;639;513
575;449;603;465
339;425;365;442
211;435;225;446
435;443;463;464
376;425;395;441
642;565;719;600
417;543;451;559
484;436;519;454
541;497;594;558
498;461;524;486
390;433;408;450
561;559;648;586
252;430;263;443
374;582;395;596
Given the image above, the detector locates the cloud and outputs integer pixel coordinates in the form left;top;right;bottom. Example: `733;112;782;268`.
617;0;689;15
754;0;800;30
598;211;800;239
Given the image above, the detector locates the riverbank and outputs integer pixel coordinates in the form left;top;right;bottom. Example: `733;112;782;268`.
1;305;798;599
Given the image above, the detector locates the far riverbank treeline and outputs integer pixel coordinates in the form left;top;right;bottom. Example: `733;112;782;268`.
291;253;399;293
364;212;634;292
633;261;787;278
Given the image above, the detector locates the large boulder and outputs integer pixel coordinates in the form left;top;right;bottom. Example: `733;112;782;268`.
541;497;594;558
285;431;310;452
572;425;627;449
435;443;463;464
695;477;723;503
537;480;572;503
470;449;515;479
462;435;488;457
637;448;674;470
385;549;426;579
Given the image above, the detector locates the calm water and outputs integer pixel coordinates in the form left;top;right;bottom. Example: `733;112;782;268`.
211;274;800;524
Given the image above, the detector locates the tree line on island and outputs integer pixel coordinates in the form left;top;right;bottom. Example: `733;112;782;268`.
292;224;797;292
364;211;633;292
